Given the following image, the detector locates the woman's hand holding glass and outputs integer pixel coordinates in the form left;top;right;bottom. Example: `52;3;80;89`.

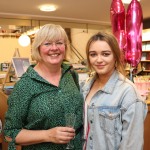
45;126;75;144
65;113;76;149
44;113;76;147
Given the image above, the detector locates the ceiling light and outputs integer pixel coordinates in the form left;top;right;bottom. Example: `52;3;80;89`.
40;5;56;12
122;0;140;4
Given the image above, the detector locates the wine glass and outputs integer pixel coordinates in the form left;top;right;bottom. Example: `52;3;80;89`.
65;113;76;149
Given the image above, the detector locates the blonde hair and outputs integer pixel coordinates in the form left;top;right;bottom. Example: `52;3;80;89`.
86;32;126;76
31;24;69;62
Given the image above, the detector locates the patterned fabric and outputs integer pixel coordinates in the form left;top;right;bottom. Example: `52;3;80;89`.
4;63;84;150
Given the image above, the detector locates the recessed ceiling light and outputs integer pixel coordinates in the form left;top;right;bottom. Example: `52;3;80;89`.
122;0;140;4
40;5;57;12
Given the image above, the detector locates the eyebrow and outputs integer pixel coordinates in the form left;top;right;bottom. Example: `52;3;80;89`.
89;50;111;52
102;50;111;52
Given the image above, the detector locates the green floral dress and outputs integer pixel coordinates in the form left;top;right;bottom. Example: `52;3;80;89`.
4;63;83;150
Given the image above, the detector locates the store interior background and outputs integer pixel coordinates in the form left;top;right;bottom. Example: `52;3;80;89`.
0;0;150;64
0;19;111;63
0;1;150;150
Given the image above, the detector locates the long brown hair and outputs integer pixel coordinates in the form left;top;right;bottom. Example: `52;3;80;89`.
86;32;126;76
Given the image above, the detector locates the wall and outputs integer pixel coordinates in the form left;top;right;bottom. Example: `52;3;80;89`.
0;18;112;64
69;28;111;63
0;28;111;64
0;37;31;63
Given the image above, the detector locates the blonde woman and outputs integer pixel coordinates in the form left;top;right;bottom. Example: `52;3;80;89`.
4;24;83;150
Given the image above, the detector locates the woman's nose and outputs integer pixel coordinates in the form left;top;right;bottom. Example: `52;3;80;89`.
50;43;58;49
96;55;103;62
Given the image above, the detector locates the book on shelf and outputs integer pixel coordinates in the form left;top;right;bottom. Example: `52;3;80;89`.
141;53;147;60
145;41;150;50
146;53;150;60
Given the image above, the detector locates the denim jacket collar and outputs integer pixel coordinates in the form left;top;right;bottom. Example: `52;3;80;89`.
82;70;119;99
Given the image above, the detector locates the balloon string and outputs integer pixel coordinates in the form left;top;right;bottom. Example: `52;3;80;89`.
129;65;134;83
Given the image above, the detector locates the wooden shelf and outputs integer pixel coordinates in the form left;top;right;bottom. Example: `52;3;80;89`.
141;60;150;62
141;41;150;75
142;50;150;52
143;70;150;72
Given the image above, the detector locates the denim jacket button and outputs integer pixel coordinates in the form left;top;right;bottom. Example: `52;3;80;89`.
109;113;113;118
90;120;93;123
90;136;92;140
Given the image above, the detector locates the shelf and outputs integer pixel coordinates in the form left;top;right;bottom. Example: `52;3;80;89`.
142;41;150;75
143;70;150;72
142;50;150;52
142;41;150;43
141;60;150;62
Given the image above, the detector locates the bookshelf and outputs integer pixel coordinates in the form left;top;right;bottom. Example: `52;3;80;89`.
141;41;150;75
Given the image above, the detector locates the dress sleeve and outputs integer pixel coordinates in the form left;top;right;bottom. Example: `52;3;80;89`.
119;99;147;150
3;81;32;149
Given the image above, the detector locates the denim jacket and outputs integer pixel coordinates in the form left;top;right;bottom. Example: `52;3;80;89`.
81;70;147;150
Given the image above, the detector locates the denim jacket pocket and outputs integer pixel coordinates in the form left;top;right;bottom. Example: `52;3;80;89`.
98;106;121;134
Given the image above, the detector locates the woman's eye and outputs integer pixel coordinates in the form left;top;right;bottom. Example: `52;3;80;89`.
89;53;97;57
103;53;110;57
56;42;63;45
44;42;51;46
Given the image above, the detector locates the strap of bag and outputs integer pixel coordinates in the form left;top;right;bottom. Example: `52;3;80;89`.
70;69;80;90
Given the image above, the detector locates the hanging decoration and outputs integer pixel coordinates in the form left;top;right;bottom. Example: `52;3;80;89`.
110;0;143;82
18;34;30;47
110;0;126;51
125;0;143;67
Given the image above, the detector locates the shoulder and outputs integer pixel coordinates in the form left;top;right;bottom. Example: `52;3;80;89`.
80;74;95;94
118;72;138;93
117;75;145;109
13;73;33;91
9;66;36;99
8;77;32;101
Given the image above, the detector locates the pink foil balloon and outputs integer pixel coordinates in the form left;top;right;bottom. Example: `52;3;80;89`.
110;0;126;51
125;0;143;67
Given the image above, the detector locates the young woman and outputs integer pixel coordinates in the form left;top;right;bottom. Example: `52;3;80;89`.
4;24;83;150
81;32;147;150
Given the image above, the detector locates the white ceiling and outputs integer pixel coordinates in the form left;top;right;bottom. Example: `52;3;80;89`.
0;0;149;32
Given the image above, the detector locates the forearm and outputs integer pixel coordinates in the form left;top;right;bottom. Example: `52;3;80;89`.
15;127;75;146
15;129;47;145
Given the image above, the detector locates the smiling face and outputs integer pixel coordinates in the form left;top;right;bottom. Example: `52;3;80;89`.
39;39;66;66
31;24;69;65
88;40;116;77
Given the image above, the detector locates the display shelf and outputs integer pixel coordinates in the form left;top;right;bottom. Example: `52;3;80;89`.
141;41;150;75
143;70;150;72
142;50;150;52
141;60;150;62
